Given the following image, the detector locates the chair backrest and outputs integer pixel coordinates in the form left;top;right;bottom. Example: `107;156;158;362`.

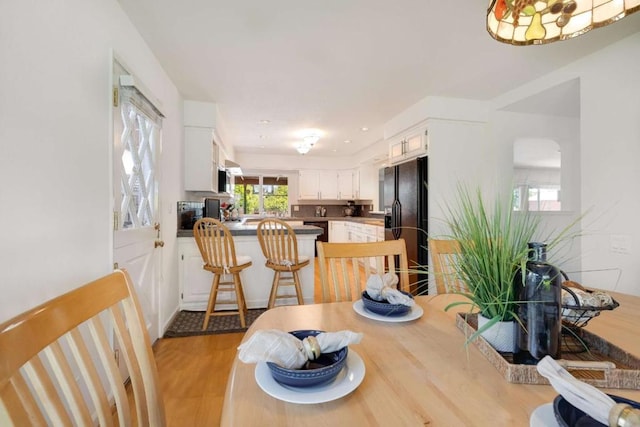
316;239;410;303
193;217;240;269
256;218;301;266
428;239;467;294
0;269;165;427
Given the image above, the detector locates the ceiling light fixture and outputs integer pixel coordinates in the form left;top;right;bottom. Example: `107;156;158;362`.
487;0;640;45
295;142;312;155
303;134;320;146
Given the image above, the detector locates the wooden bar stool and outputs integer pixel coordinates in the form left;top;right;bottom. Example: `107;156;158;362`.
193;218;252;330
257;218;309;309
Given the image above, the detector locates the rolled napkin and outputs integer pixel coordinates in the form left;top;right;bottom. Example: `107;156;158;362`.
537;355;640;426
238;329;363;369
365;273;415;306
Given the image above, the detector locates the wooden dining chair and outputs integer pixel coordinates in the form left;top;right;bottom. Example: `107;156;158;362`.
428;239;468;294
0;269;166;427
193;217;252;330
316;239;410;303
256;218;309;309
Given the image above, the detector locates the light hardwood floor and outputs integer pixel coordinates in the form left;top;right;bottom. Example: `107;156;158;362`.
154;259;329;426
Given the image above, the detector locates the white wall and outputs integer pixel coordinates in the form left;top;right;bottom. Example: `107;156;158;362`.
0;0;183;326
489;32;640;295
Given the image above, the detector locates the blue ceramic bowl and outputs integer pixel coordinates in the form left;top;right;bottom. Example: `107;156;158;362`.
553;394;640;426
361;290;413;316
266;330;348;388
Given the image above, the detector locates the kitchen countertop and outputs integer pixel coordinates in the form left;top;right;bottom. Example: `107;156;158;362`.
244;216;384;225
176;222;325;238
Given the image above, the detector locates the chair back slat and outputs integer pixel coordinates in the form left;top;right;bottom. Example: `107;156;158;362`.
429;239;467;294
257;219;300;266
0;270;166;427
317;239;411;303
194;218;240;270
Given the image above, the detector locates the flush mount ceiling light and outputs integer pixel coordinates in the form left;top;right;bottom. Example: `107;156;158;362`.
487;0;640;45
295;142;312;155
303;134;320;146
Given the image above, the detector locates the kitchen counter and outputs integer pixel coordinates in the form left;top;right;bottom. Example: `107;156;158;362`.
176;222;324;238
244;216;384;225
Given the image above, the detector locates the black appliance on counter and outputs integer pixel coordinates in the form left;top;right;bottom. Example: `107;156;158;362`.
303;221;328;256
384;156;428;293
204;198;221;220
177;201;203;230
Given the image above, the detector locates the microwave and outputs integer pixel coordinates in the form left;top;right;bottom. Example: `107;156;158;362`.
218;169;230;193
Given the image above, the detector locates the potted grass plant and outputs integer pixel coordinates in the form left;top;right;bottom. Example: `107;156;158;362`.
441;185;541;352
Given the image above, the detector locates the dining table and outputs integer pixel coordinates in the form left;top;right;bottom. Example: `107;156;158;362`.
221;292;640;426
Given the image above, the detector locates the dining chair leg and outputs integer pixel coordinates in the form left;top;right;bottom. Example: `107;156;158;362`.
293;270;304;305
268;271;281;309
203;274;221;330
233;273;246;328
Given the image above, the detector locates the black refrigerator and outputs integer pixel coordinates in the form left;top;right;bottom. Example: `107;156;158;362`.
384;156;429;294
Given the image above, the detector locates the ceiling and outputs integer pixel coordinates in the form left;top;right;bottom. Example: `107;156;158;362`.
118;1;640;158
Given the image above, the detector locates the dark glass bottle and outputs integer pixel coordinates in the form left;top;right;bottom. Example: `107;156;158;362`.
514;242;562;365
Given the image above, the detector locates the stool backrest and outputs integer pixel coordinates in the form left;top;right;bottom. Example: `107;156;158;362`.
193;218;239;269
256;218;301;266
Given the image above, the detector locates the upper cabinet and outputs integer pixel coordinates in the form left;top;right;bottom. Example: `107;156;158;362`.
337;169;359;200
299;170;338;200
389;125;429;165
300;169;362;200
183;100;221;192
184;126;219;192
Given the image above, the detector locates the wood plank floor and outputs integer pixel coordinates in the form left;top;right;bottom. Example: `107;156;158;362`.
154;258;329;426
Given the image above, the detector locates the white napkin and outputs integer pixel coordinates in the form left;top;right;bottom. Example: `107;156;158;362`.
238;329;363;369
365;273;415;306
537;355;614;425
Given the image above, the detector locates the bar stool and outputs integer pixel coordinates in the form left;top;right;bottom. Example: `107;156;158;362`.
193;218;252;330
257;218;309;309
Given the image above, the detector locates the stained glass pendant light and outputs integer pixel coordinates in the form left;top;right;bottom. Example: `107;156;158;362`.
487;0;640;45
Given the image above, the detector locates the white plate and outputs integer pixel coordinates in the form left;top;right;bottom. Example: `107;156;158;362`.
352;300;424;322
255;350;365;404
530;403;560;427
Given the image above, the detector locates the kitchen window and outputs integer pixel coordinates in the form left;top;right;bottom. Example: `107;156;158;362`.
234;175;288;216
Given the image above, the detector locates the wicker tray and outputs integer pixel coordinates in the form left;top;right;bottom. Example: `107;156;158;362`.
455;313;640;389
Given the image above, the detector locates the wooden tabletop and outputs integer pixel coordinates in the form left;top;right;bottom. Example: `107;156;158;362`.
221;292;640;426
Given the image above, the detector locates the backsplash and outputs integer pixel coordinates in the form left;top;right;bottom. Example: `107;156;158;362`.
177;201;204;230
291;203;376;218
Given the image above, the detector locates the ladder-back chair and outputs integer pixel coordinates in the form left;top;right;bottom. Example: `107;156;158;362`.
316;239;410;303
0;269;166;426
428;239;468;294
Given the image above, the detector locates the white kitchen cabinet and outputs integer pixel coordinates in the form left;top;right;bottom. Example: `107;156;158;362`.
298;170;339;200
184;126;219;192
329;221;348;242
178;238;220;310
389;126;428;165
338;169;357;200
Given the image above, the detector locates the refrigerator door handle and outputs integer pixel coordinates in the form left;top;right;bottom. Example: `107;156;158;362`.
392;199;401;240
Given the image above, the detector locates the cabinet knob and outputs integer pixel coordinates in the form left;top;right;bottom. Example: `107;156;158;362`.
154;240;165;248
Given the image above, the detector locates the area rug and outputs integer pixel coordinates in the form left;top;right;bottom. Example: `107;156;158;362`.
163;309;267;338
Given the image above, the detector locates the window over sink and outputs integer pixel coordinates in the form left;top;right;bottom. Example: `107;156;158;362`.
234;175;289;216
